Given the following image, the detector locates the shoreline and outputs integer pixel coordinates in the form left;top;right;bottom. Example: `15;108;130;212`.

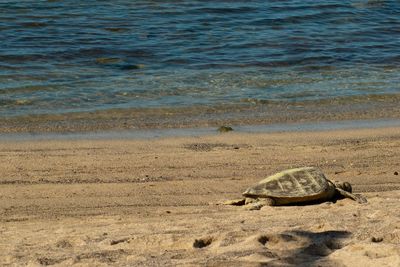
1;117;400;141
1;93;400;135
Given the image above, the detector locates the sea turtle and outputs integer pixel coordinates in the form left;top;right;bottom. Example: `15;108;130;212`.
224;167;367;210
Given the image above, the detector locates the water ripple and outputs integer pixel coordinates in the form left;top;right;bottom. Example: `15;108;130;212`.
0;0;399;117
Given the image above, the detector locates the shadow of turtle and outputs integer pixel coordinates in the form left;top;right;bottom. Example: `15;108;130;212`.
260;230;351;267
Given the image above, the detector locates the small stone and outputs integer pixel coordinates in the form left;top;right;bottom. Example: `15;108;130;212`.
371;236;383;243
218;126;233;133
193;237;213;248
394;171;398;175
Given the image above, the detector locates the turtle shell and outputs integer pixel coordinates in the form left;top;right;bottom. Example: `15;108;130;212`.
242;167;330;198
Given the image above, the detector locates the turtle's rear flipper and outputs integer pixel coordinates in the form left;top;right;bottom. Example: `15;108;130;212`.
336;188;368;204
223;198;246;206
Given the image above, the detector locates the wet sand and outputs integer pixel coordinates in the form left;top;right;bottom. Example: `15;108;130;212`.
1;94;400;134
1;127;400;266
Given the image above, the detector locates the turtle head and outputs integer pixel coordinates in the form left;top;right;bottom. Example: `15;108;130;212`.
334;181;352;193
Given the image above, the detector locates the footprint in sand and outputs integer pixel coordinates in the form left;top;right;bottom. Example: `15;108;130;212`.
196;230;352;265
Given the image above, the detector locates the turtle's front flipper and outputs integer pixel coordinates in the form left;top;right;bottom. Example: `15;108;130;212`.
245;197;276;210
336;188;368;204
257;197;276;206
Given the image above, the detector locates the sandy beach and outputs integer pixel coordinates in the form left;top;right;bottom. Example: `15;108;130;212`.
1;126;400;266
3;1;400;266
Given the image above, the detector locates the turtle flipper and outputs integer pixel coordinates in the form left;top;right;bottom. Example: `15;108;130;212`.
258;197;276;206
336;188;368;204
223;198;246;206
245;197;276;210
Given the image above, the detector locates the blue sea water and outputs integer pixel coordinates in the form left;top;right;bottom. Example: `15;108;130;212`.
1;0;400;117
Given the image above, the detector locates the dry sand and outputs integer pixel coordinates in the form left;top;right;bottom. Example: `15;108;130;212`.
1;126;400;266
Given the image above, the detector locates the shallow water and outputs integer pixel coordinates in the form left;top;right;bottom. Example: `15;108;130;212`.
1;0;400;118
2;118;400;141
